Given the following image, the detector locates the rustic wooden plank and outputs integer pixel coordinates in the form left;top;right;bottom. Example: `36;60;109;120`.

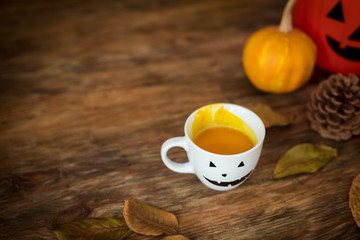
0;0;359;239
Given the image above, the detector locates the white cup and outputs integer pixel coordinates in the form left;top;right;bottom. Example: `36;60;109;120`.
161;103;266;191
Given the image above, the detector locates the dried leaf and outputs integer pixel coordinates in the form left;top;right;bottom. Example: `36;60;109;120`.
54;217;133;240
273;143;337;179
162;235;190;240
349;174;360;228
123;199;178;236
246;103;293;128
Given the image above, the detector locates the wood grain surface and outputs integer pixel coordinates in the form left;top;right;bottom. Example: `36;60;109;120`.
1;0;360;239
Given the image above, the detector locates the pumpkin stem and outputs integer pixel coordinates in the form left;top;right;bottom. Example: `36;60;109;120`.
278;0;297;33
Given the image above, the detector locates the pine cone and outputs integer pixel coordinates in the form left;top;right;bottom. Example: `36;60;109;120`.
307;73;360;141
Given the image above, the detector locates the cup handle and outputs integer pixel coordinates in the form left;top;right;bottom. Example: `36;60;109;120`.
161;137;194;174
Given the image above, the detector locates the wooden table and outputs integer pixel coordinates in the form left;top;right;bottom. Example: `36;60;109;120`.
1;0;359;239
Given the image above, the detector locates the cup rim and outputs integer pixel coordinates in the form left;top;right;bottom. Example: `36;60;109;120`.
184;103;266;157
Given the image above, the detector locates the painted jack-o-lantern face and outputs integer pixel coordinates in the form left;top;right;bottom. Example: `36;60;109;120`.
293;0;360;75
201;159;253;189
326;1;360;61
190;104;258;190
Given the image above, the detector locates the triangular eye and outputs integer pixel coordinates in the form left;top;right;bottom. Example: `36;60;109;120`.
238;161;245;167
209;161;216;167
327;1;344;22
349;26;360;41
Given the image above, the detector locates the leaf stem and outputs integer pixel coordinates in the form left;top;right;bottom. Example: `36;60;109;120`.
278;0;297;33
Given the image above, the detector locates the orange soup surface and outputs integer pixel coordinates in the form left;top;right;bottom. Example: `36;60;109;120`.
193;126;254;155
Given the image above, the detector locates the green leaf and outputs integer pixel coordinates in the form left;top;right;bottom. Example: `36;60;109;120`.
273;143;337;179
54;217;133;240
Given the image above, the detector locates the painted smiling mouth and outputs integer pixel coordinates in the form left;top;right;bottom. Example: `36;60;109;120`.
326;35;360;61
204;170;253;187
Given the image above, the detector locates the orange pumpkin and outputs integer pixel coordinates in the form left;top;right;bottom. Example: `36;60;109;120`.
243;0;317;94
293;0;360;75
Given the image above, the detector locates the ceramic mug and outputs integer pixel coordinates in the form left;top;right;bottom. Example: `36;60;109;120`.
160;103;266;191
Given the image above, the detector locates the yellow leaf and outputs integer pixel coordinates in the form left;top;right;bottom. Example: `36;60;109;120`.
273;143;337;179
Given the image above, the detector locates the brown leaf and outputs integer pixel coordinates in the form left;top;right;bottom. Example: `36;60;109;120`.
246;103;293;128
273;143;337;179
123;199;178;236
162;235;190;240
350;173;360;228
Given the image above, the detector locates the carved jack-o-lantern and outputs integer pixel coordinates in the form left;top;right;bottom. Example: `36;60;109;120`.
293;0;360;75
